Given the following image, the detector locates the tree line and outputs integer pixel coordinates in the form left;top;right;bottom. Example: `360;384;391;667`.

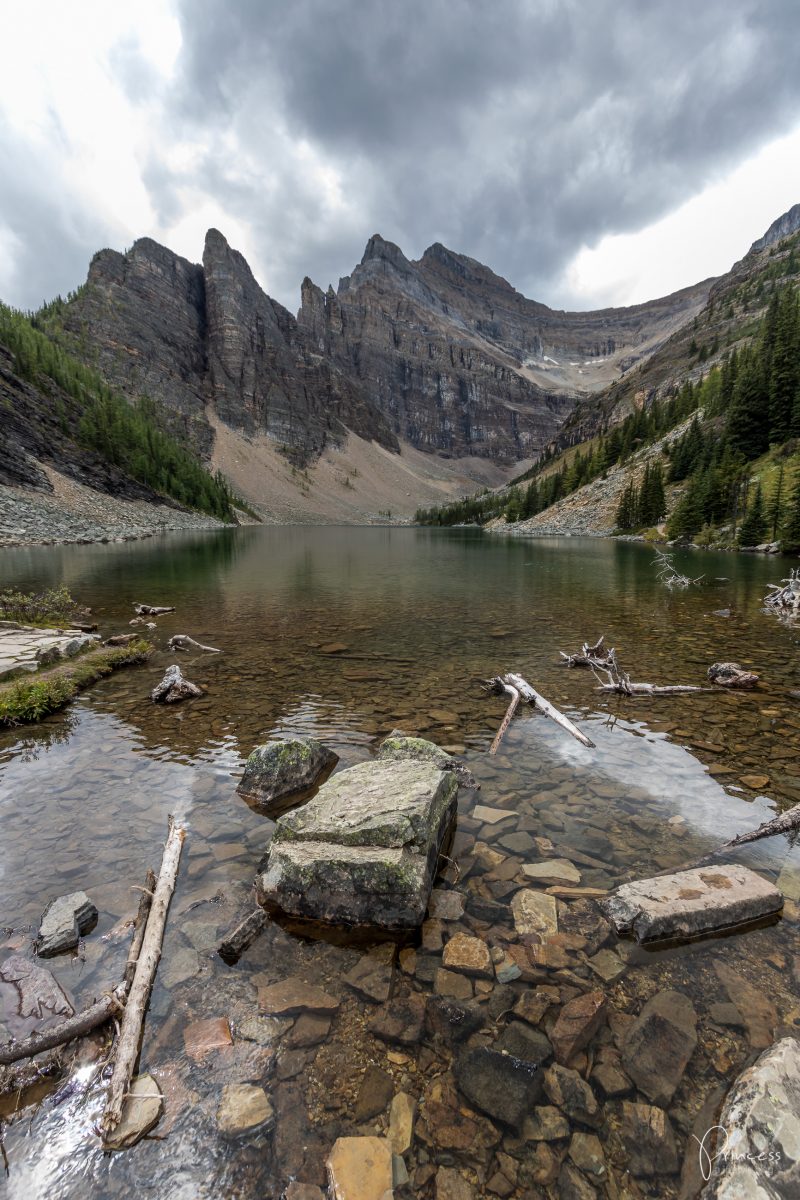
0;302;238;520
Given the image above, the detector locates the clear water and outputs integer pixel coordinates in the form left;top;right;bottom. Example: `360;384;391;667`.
1;528;799;1198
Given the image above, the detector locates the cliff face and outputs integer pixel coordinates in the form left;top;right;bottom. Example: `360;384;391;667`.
60;227;710;468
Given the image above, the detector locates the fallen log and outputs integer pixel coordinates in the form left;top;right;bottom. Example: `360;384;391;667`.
489;679;520;755
484;672;595;748
102;817;185;1141
763;570;800;618
104;633;140;647
0;988;125;1068
707;662;760;689
124;869;156;990
151;664;202;703
134;604;175;616
559;636;612;670
217;908;268;963
665;802;800;875
167;634;222;654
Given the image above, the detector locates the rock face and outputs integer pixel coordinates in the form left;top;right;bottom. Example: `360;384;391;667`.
54;227;709;471
601;864;782;942
236;737;339;814
36;891;98;957
257;749;459;928
703;1037;800;1198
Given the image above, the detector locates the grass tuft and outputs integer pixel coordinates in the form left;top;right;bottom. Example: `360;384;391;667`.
0;639;152;726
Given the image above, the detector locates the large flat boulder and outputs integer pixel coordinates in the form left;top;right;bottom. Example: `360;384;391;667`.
703;1037;800;1197
257;756;458;929
600;864;782;943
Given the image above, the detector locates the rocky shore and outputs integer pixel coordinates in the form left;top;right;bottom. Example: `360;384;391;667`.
0;475;227;549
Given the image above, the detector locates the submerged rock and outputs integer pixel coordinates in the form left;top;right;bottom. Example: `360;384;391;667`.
621;989;697;1105
550;990;607;1065
326;1136;393;1200
455;1045;543;1130
151;663;202;703
620;1101;678;1176
104;1073;163;1150
236;737;338;814
216;1083;274;1135
703;1037;800;1197
257;755;458;929
601;864;782;942
36;891;98;957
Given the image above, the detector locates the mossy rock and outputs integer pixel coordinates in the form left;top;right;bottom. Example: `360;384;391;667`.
236;737;338;815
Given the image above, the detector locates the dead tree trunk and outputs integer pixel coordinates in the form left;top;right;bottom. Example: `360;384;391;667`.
151;665;202;703
591;647;707;695
0;989;125;1067
489;680;520;754
167;635;222;654
102;818;185;1142
133;604;175;616
485;673;595;748
218;908;268;964
666;802;800;875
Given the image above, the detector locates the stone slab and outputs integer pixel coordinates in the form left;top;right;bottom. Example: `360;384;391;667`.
258;753;458;929
601;864;783;943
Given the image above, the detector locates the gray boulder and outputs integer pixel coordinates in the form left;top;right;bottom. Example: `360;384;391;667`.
237;737;338;815
601;864;782;942
703;1037;800;1198
36;891;98;957
257;755;458;929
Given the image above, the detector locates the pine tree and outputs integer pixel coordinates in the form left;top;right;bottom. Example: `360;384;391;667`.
782;475;800;553
738;483;767;546
767;462;786;541
615;482;638;530
666;472;705;540
727;350;769;458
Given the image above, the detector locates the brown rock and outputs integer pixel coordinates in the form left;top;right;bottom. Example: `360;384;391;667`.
435;1166;475;1200
183;1016;232;1060
620;1101;679;1176
368;992;426;1045
435;968;474;999
714;962;777;1049
285;1012;332;1048
543;1064;601;1127
326;1136;393;1199
551;990;607;1064
355;1066;394;1121
388;1092;416;1154
442;933;493;978
216;1083;274;1135
258;976;340;1016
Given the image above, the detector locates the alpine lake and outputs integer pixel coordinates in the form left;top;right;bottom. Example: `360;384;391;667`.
1;526;799;1199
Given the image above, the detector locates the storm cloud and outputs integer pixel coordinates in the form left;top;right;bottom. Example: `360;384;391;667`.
2;0;800;310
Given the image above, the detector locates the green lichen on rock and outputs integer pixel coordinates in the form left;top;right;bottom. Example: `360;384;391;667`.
236;737;338;815
377;735;454;767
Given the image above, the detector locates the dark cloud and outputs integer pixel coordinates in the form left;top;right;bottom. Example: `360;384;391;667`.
2;1;800;310
154;0;800;306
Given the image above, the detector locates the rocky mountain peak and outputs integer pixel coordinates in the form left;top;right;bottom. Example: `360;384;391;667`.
749;203;800;254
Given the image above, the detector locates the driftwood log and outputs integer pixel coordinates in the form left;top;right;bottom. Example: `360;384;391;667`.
167;634;221;654
764;570;800;618
104;633;140;647
102;817;185;1141
134;604;175;616
485;672;595;749
662;802;800;876
151;665;202;703
707;662;760;689
591;647;707;696
653;549;704;589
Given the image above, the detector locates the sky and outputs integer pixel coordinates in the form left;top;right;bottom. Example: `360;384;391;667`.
1;0;800;314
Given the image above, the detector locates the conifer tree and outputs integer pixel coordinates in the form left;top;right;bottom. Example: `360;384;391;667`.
738;483;767;546
782;474;800;553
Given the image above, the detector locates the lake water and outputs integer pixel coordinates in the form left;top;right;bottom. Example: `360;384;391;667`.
1;528;799;1198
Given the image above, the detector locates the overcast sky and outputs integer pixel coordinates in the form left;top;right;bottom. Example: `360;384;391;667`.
2;1;800;314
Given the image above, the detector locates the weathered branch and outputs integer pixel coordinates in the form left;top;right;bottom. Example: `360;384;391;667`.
167;634;222;654
102;817;185;1141
660;802;800;876
652;549;704;589
0;989;125;1067
591;647;707;695
763;569;800;619
559;636;612;670
485;672;595;748
124;869;156;991
489;680;520;754
134;604;175;616
151;665;202;703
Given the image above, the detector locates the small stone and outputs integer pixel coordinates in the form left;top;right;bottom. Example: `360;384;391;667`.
620;1101;679;1176
327;1136;393;1200
258;976;340;1015
237;1014;292;1045
162;945;200;988
496;1021;553;1068
740;774;770;790
428;709;459;723
368;992;426;1045
183;1016;232;1060
344;956;393;1003
435;968;473;1000
472;804;516;825
585;948;625;982
285;1012;332;1048
591;1059;631;1098
714;963;777;1049
493;953;522;983
543;1064;601;1127
388;1092;416;1154
104;1073;163;1150
435;1166;475;1200
392;1155;409;1187
523;859;582;886
708;1001;746;1029
510;889;558;938
36;891;98;957
285;1185;326;1200
551;990;607;1064
558;1162;597;1200
497;831;536;854
777;862;800;902
569;1131;606;1178
320;642;349;653
425;995;485;1042
513;989;555;1026
442;933;493;978
217;1083;274;1135
523;1104;571;1141
355;1066;394;1121
428;889;465;920
455;1045;543;1131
